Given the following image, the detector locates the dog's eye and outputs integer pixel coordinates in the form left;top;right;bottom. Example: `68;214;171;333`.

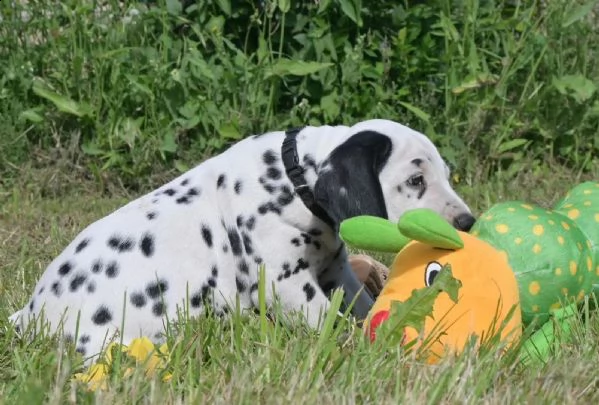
424;261;442;287
407;174;424;187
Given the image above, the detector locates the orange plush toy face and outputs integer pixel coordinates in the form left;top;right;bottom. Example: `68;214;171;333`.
368;232;523;363
338;209;523;364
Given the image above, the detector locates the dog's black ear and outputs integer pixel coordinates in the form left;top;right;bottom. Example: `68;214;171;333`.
314;130;393;227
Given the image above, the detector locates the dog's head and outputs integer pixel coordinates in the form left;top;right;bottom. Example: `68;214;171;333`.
314;119;475;232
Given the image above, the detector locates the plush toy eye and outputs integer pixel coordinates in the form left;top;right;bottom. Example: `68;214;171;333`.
425;261;442;287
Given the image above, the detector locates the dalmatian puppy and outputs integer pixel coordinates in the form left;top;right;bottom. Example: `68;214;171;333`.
9;119;475;361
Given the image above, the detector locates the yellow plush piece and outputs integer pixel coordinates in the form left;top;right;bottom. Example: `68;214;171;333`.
368;231;523;363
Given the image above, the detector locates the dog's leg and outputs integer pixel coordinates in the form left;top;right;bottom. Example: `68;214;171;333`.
318;247;375;322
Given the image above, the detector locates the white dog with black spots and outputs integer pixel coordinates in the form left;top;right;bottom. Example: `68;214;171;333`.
9;119;475;362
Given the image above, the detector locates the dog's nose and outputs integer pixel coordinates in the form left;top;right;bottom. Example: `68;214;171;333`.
453;213;476;232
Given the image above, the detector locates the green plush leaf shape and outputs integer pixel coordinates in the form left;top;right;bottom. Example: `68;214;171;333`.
339;215;411;253
397;209;464;250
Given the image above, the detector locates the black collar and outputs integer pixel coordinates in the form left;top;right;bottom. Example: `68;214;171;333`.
281;128;334;228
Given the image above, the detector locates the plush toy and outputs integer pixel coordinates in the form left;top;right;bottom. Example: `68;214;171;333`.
340;209;524;363
470;181;599;327
340;181;599;365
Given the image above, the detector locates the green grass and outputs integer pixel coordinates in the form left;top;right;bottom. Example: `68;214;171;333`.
2;165;599;404
2;0;599;403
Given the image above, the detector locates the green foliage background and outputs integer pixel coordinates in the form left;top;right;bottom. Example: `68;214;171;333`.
1;0;598;189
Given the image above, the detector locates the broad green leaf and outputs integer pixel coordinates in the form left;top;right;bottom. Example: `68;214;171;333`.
398;101;430;124
338;0;363;27
174;160;190;173
451;73;499;94
160;132;178;154
339;216;411;253
320;91;340;121
215;0;231;16
381;264;462;343
19;109;44;123
264;59;333;78
552;74;597;103
165;0;182;16
398;209;464;250
278;0;290;13
318;0;334;13
218;123;242;140
32;79;93;118
562;0;599;28
496;139;529;154
81;142;105;156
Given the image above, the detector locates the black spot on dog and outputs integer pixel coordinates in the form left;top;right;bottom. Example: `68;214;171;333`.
291;238;301;246
303;154;317;170
64;333;74;344
222;244;229;253
245;216;256;231
107;236;135;253
29;300;34;311
235;277;247;293
70;273;87;291
407;194;412;199
263;150;277;165
301;233;312;244
187;187;200;196
254;256;263;264
181;178;190;186
164;188;177;196
208;277;217;288
266;167;281;180
234;180;243;194
87;282;96;293
397;185;403;193
76;346;87;356
176;195;191;204
105;261;119;278
58;262;72;277
321;281;336;294
411;158;423;167
277;186;294;206
140;233;155;257
258;202;281;215
152;198;159;204
263;183;276;194
130;292;147;308
242;233;253;255
313;241;321;250
146;211;157;220
294;258;310;274
146;280;169;299
91;260;103;274
308;228;322;236
50;283;61;298
211;266;218;277
38;286;45;295
79;334;91;344
236;215;244;228
201;225;213;248
217;174;226;189
238;260;249;274
75;238;90;253
227;228;243;256
152;302;165;317
303;283;316;302
92;306;112;325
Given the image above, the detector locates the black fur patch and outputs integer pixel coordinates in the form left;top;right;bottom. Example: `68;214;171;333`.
79;334;91;344
91;260;103;274
235;277;247;293
69;273;87;291
263;150;277;165
75;238;90;254
181;178;190;186
130;293;147;308
211;266;218;277
266;167;281;180
201;225;213;248
291;238;301;246
234;180;243;194
227;228;243;256
294;258;310;274
217;174;227;189
140;233;155;257
238;260;249;274
277;186;294;206
105;261;119;278
303;283;316;302
58;262;72;277
236;215;244;228
163;188;177;196
146;211;157;220
29;300;34;311
87;282;96;293
242;233;253;255
107;236;135;253
245;216;256;231
76;346;87;356
146;280;169;299
152;302;165;317
308;228;322;236
38;286;45;295
92;306;112;325
190;285;211;308
222;244;229;253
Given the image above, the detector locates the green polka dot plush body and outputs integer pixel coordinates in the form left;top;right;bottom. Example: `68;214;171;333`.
471;182;599;327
